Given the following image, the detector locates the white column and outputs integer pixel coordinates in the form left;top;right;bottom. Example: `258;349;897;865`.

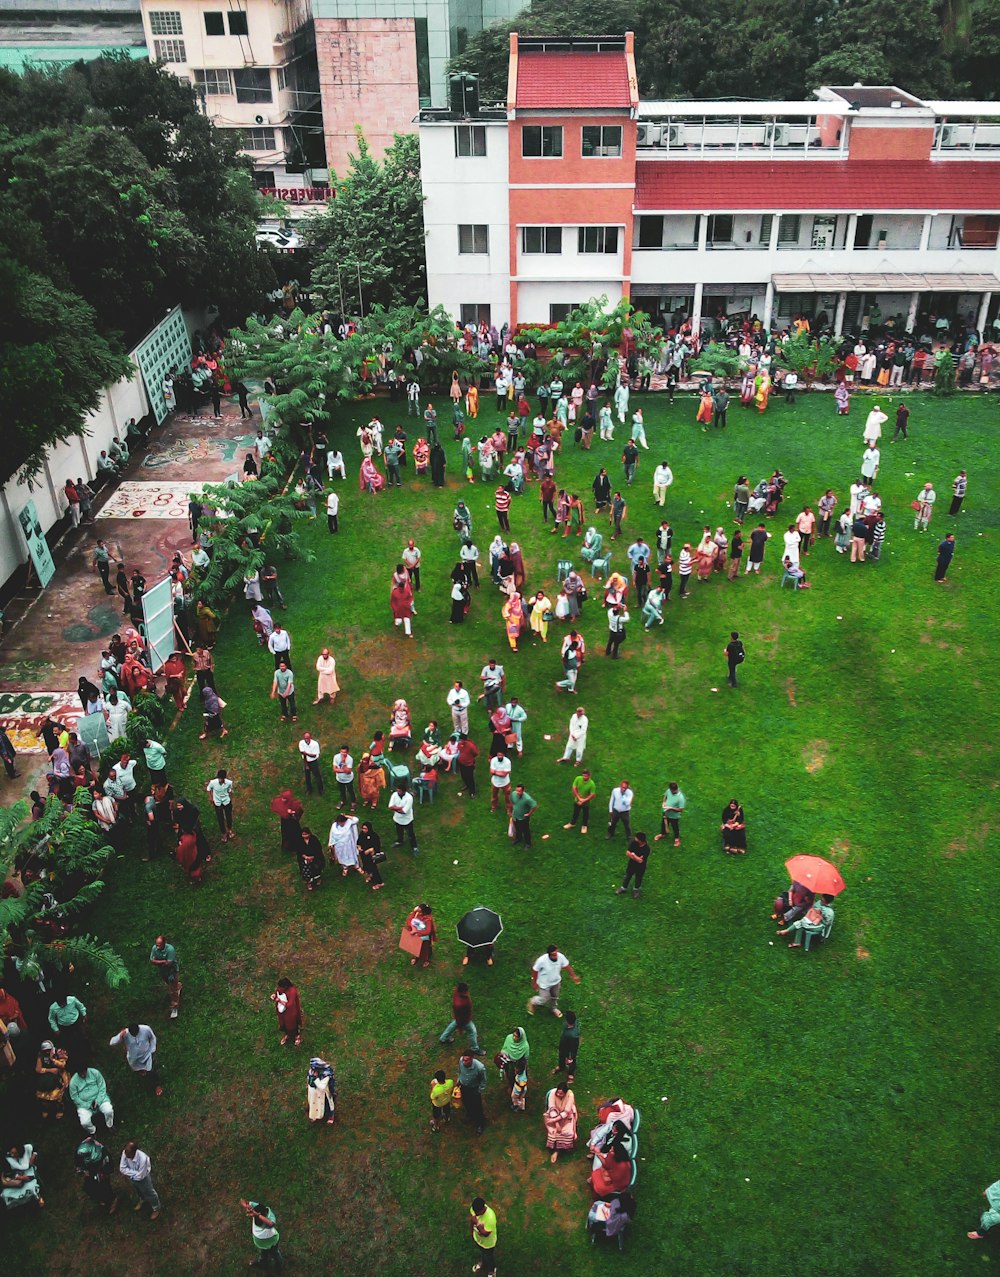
696;214;708;253
692;281;704;337
834;292;847;335
762;281;775;330
977;291;992;336
918;215;932;252
845;214;858;250
768;215;780;253
906;291;920;334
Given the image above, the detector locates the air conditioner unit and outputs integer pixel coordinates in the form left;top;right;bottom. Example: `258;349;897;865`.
940;125;955;145
254;113;272;126
666;124;680;146
637;124;661;146
768;124;789;146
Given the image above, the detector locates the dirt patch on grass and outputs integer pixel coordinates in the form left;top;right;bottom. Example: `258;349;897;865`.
803;740;828;772
942;822;992;858
828;839;850;866
786;677;797;706
856;947;871;960
340;691;381;743
352;635;419;678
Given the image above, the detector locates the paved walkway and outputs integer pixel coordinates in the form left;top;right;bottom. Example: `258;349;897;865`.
0;397;260;792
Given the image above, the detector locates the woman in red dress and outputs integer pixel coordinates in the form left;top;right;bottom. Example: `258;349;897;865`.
270;978;303;1046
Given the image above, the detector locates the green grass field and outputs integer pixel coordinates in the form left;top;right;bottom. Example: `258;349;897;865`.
14;388;1000;1277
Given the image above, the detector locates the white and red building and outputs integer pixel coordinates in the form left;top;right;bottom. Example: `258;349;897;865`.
419;34;1000;338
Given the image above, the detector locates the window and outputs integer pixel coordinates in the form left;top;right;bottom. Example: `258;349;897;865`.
460;303;490;326
759;214;773;244
582;125;623;158
241;127;277;152
454;125;486;157
636;215;663;249
550;303;581;323
193;69;232;96
522;125;562;158
153;39;186;62
233;68;272;104
203;11;224;34
458;224;489;255
227;10;248;35
276;66;288;91
521;226;562;254
777;214;801;244
415;18;431;107
578;226;619;254
707;214;734;244
149;10;182;35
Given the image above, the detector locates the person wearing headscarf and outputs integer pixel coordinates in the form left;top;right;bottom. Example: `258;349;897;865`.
543;1083;578;1162
35;1040;70;1118
430;441;447;486
360;456;385;493
306;1058;337;1124
502;592;525;652
297;827;325;892
501;1026;530;1111
357;754;386;809
327;813;361;878
509;542;526;593
199;685;227;739
529;589;552;644
413;437;430;475
252;604;274;640
358;821;384;889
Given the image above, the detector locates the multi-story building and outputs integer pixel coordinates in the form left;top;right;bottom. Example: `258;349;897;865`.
137;0;326;190
420;36;1000;338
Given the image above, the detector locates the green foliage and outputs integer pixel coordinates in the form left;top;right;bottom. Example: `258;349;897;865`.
694;342;743;379
773;331;842;384
304;130;426;312
933;349;957;394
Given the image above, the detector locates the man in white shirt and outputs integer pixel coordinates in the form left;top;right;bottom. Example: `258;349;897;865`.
388;783;418;855
863;405;887;446
782;525;801;567
109;1023;162;1094
479;661;505;711
119;1142;161;1218
527;945;580;1018
402;540;421;592
489;749;513;816
652;461;674;507
861;446;880;484
267;623;292;669
406;378;421;416
92;790;118;837
326;490;339;534
607;780;634;841
298;732;324;796
332;746;356;810
326;448;346;480
557;707;589;764
106;691;130;740
447;681;471;735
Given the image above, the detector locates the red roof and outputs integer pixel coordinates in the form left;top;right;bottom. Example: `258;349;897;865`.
635;160;1000;212
516;51;631;110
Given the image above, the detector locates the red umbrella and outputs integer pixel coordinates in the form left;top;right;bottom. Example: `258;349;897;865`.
784;855;846;896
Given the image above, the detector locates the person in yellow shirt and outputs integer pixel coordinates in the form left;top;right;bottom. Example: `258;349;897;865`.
429;1069;454;1133
470;1197;498;1275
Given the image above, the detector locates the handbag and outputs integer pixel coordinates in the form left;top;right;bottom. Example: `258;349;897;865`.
372;849;387;863
493;1050;511;1071
451;1084;462;1106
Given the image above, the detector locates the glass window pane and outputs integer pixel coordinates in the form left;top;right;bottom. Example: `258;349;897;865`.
228;11;248;35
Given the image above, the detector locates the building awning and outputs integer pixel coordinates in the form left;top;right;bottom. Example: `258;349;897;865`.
771;272;1000;292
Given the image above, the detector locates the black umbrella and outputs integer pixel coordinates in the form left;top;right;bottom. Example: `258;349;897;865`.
456;907;503;949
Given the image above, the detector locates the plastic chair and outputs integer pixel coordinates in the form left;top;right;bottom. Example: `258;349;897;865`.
591;552;612;580
801;916;834;952
557;560;573;582
412;777;437;804
780;568;802;589
380;760;410;788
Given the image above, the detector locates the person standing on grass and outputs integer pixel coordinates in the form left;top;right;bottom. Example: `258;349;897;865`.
622;440;639;487
656;781;685;844
109;1023;163;1096
817;490;837;538
267;623;292;669
401;539;422;591
149;936;181;1019
592;467;611;515
892;402;910;441
557;706;589;763
271;661;297;722
448;680;471;735
914;481;936;531
950;471;967;515
429;1069;455;1133
652;460;673;507
270;979;302;1047
205;769;234;842
678;543;693;595
332;746;356;810
528;945;580;1017
725;631;746;688
241;1200;284;1272
489;749;513;817
563;769;596;834
469;1196;499;1276
511;784;537;847
610;490;627;541
458;1051;487;1134
456;735;479;797
494;485;511;533
795;506;816;556
606;604;629;659
935;533;956;582
439;982;483;1053
745;524;770;575
388;783;418;854
607;779;634;841
327;812;361;878
479;660;505;711
726;527;744;581
119;1142;160;1220
326;489;339;534
616;832;651;898
314;649;339;705
551;1009;580;1085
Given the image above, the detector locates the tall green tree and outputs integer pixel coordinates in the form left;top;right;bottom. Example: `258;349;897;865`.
303;131;426;312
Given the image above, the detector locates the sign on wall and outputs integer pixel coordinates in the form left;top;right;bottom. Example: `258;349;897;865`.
18;499;55;587
134;307;192;426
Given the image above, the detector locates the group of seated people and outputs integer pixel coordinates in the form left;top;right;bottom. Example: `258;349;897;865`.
771;881;836;950
585;1097;640;1246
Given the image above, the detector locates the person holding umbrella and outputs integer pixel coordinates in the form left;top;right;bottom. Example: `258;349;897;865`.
456;906;503;967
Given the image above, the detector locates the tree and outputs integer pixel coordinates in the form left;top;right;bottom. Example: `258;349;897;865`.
517;297;663;387
933;349;957;395
695;342;743;379
773;331;842;384
304;131;426;313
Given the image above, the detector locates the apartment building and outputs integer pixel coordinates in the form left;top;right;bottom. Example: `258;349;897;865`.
419;37;1000;338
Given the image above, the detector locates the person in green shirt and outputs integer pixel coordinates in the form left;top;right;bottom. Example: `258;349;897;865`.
150;936;181;1018
470;1197;498;1275
270;662;297;721
511;784;537;847
69;1065;114;1133
48;994;87;1036
142;738;167;782
241;1199;284;1271
655;782;685;846
429;1069;455;1132
563;770;596;834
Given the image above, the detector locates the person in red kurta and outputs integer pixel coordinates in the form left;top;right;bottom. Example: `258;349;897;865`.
589;1143;631;1198
405;904;437;968
270;978;302;1046
162;653;187;711
390;577;414;637
175;830;205;883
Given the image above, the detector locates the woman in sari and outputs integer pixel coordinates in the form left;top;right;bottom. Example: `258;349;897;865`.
721;798;747;855
502;592;525;652
196;601;218;647
314;649;339;705
543;1084;578;1163
357;754;386;809
695;528;716;580
740;367;756;407
529;590;552;644
563;570;584;620
754;369;771;413
413;437;430;475
500;1026;529;1109
306;1058;336;1125
360;456;385;493
466;383;479;418
35;1041;69;1118
358;821;384;889
696;389;713;424
834;382;850;415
